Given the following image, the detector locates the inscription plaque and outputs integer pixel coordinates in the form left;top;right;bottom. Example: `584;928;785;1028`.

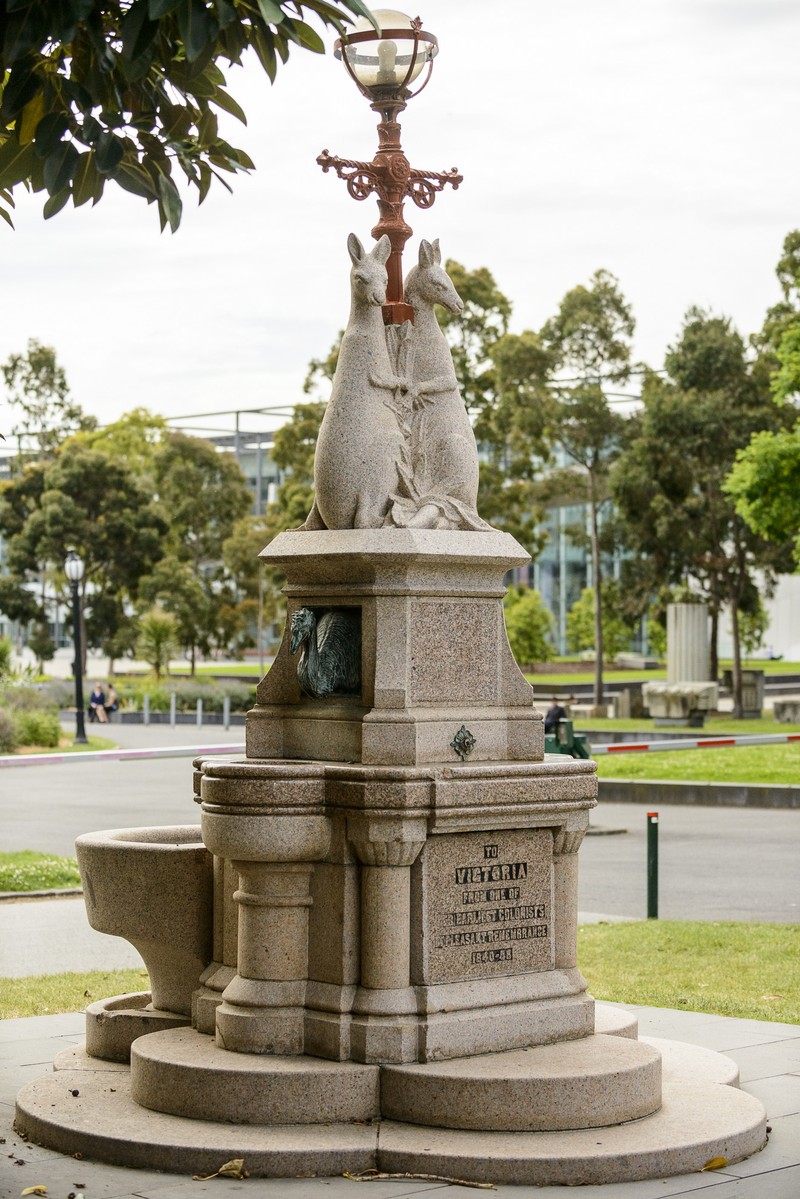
423;828;553;984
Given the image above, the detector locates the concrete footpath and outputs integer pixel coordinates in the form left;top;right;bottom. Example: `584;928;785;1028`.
1;1006;799;1198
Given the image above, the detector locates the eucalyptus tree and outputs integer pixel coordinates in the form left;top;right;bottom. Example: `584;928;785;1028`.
541;269;634;706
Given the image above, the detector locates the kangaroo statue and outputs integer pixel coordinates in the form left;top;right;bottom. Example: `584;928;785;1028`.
306;233;404;530
389;238;488;530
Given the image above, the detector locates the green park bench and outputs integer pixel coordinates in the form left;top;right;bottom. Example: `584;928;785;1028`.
544;718;591;760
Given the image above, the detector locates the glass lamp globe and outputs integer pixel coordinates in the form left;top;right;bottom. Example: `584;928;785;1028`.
64;547;85;583
337;9;438;95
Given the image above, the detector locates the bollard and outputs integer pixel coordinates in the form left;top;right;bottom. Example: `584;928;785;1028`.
170;692;177;727
647;811;659;919
143;694;150;727
196;697;203;727
223;695;230;731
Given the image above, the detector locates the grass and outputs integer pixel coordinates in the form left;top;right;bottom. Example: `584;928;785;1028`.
527;659;800;687
2;923;795;1024
0;851;81;892
0;968;149;1020
595;741;800;784
579;920;799;1024
5;733;116;756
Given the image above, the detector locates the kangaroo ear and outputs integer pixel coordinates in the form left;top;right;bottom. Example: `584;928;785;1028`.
419;239;435;268
347;233;365;264
373;234;391;264
432;238;442;264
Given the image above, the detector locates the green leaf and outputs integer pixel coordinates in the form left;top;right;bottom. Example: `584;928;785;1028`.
0;138;36;189
196;107;217;145
210;87;246;124
43;140;78;194
197;161;212;203
72;150;98;207
2;5;48;62
157;171;182;231
43;186;71;219
177;0;215;62
284;18;324;53
0;60;41;122
121;0;159;62
18;90;46;144
0;204;14;229
113;159;156;200
94;130;125;174
33;113;70;159
253;28;277;82
148;0;183;15
256;0;285;23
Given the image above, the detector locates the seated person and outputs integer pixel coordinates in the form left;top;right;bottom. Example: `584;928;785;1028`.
104;683;119;720
88;683;108;723
544;696;567;734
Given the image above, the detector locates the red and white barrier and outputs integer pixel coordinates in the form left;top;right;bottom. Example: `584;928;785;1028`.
592;733;800;756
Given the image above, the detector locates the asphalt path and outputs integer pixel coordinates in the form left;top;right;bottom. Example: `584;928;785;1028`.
2;722;797;925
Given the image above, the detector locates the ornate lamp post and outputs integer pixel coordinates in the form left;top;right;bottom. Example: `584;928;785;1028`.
64;547;88;745
318;8;461;324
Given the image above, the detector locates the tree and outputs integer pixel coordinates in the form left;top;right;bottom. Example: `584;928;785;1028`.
152;431;252;569
0;0;374;230
139;554;215;674
613;308;793;715
26;620;55;673
565;583;634;664
723;231;800;572
541;269;634;707
724;426;800;568
0;442;167;665
503;587;555;669
137;607;178;679
2;339;96;459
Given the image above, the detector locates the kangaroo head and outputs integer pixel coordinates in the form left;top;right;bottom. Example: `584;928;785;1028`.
406;238;464;316
347;233;390;308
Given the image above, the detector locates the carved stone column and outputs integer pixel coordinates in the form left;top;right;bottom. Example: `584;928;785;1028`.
348;816;426;1063
552;820;589;972
198;761;330;1055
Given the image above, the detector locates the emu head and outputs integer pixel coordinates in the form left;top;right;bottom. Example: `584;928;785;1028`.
290;607;316;655
347;232;390;308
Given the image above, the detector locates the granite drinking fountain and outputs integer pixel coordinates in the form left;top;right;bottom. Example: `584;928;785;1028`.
15;11;767;1185
14;236;768;1186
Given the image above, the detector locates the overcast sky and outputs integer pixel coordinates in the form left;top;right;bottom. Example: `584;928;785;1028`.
1;0;798;440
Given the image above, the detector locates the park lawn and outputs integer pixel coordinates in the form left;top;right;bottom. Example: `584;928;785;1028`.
0;968;150;1020
0;851;81;892
594;741;800;784
2;923;796;1023
9;733;116;756
578;920;799;1024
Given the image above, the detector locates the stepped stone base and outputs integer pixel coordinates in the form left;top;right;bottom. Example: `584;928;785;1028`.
16;1017;767;1187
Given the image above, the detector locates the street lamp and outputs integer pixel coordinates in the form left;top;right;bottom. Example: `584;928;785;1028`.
318;8;461;324
64;547;88;745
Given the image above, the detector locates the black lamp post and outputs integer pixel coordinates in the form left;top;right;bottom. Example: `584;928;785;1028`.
64;547;88;745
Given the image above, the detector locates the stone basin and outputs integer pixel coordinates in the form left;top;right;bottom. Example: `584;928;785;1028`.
75;825;213;1015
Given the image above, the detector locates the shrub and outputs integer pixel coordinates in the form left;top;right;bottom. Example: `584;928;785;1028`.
15;709;62;748
0;683;58;713
0;709;18;753
503;587;555;668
